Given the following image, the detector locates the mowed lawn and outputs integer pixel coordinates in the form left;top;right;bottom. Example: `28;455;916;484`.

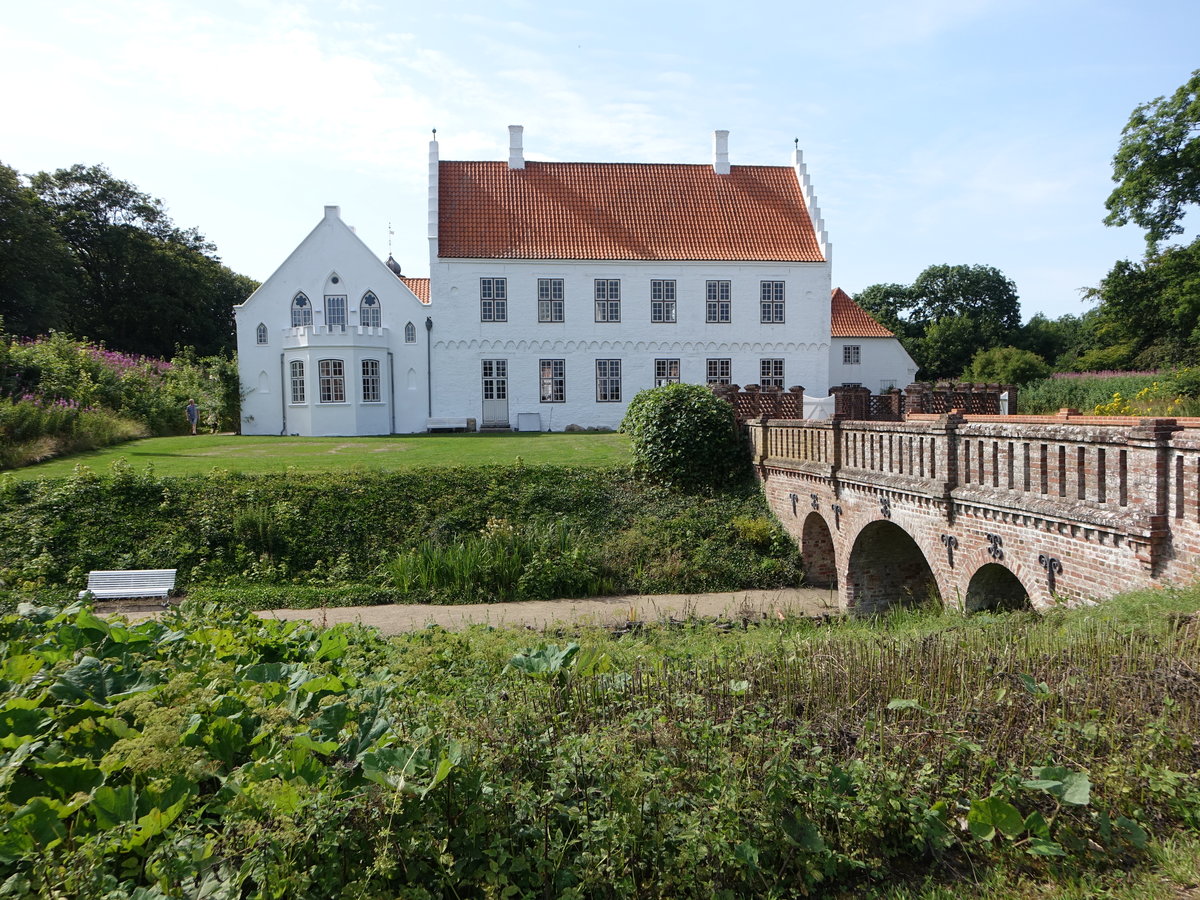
11;432;632;479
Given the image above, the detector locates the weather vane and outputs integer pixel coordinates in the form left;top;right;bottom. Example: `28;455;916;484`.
388;221;394;254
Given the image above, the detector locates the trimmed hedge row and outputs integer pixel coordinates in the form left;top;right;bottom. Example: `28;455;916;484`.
0;462;802;604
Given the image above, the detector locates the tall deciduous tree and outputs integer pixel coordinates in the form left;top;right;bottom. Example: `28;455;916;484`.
855;264;1021;380
1104;69;1200;249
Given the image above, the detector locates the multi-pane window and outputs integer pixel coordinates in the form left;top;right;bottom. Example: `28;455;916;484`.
540;359;565;403
654;359;680;386
325;295;347;330
843;344;862;365
404;322;416;343
651;280;676;323
760;281;785;323
538;278;565;322
595;359;621;402
256;323;268;344
760;358;785;389
290;361;306;404
318;359;345;403
482;359;508;399
706;358;732;385
706;280;731;323
360;292;381;327
594;280;620;322
291;293;312;327
480;277;507;322
362;359;381;402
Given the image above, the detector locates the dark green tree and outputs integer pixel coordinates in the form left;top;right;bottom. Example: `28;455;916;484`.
855;264;1022;379
961;346;1051;385
1016;313;1086;367
1104;69;1200;249
29;164;254;357
0;162;78;335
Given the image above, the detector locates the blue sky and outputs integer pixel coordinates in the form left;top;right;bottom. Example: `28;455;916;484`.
4;0;1197;321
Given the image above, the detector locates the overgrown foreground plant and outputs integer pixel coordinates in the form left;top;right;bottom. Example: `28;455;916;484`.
1;598;1199;897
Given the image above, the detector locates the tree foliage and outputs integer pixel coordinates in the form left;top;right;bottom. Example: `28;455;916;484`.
961;346;1051;385
856;264;1022;380
0;161;255;357
621;383;749;491
1104;69;1200;248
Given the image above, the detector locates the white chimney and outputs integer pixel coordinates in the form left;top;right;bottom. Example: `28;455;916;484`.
508;125;525;169
712;130;730;175
324;205;340;220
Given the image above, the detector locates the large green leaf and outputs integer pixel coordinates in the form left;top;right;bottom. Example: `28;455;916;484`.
968;797;1024;841
31;759;104;799
91;783;137;829
0;798;67;862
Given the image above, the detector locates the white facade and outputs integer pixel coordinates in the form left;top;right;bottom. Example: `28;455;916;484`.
830;337;919;394
234;206;430;436
427;258;831;431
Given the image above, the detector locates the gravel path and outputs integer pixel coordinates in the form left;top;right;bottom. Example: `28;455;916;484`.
250;587;840;634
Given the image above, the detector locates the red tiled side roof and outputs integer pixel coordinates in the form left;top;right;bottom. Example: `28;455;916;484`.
401;277;430;304
438;161;824;262
831;287;894;337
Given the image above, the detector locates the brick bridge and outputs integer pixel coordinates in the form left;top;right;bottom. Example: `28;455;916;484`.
748;412;1200;612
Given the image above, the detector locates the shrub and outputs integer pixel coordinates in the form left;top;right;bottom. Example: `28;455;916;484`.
621;383;749;491
961;345;1050;385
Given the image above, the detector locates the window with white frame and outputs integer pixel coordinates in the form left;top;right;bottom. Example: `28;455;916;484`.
480;277;507;322
706;358;731;385
654;358;680;386
289;360;306;403
880;379;897;392
482;359;508;399
404;321;416;343
256;322;268;345
843;344;862;365
594;279;620;322
360;292;381;327
760;358;785;389
325;295;347;330
318;359;345;403
291;293;312;327
595;359;621;401
362;359;381;402
540;359;565;402
538;278;564;322
706;280;731;323
760;281;785;323
651;280;676;323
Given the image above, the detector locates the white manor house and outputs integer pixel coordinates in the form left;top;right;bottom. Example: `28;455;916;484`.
234;128;916;435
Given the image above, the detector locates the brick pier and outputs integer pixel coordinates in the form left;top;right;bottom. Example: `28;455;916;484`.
748;413;1200;611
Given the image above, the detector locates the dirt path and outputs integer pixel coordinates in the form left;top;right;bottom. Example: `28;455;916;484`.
253;588;839;634
117;588;840;634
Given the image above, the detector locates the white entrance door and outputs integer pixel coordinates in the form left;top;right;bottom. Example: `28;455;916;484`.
481;359;509;427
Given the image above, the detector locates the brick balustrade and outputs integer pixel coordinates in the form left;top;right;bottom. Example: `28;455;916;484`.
748;413;1200;612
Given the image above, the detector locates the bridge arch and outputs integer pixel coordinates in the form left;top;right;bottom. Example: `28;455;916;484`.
964;563;1031;613
800;512;837;587
845;520;940;614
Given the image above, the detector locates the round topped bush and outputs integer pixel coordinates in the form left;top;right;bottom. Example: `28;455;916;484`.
620;383;749;491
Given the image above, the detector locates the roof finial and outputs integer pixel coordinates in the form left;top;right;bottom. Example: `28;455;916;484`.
432;127;437;137
388;221;394;254
794;137;799;149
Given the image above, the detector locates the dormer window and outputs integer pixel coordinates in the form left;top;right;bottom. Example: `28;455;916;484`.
404;322;416;343
291;293;312;327
256;323;268;344
360;291;381;327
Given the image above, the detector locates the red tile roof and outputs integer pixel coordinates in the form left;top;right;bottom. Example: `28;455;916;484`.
401;277;430;304
438;161;824;262
831;287;894;337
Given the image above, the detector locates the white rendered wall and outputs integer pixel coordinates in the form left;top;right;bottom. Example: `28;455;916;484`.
428;258;832;430
829;337;918;393
234;208;430;436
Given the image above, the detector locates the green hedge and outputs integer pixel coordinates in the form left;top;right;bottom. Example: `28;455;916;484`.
0;462;802;604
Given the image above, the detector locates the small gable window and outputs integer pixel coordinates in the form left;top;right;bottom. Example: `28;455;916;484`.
291;293;312;327
360;291;381;328
256;323;268;344
404;322;416;343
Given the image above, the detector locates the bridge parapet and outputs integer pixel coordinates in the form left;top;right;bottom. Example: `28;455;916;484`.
750;414;1200;609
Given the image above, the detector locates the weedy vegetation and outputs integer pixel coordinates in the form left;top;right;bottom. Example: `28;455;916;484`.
0;586;1198;897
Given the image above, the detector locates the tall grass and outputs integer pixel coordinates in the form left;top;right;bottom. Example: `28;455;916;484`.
1019;373;1162;413
386;519;614;602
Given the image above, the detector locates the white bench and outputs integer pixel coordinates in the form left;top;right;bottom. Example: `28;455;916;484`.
79;569;177;601
426;417;476;432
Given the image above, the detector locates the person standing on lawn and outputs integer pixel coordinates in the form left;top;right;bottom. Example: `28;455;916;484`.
185;399;199;435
